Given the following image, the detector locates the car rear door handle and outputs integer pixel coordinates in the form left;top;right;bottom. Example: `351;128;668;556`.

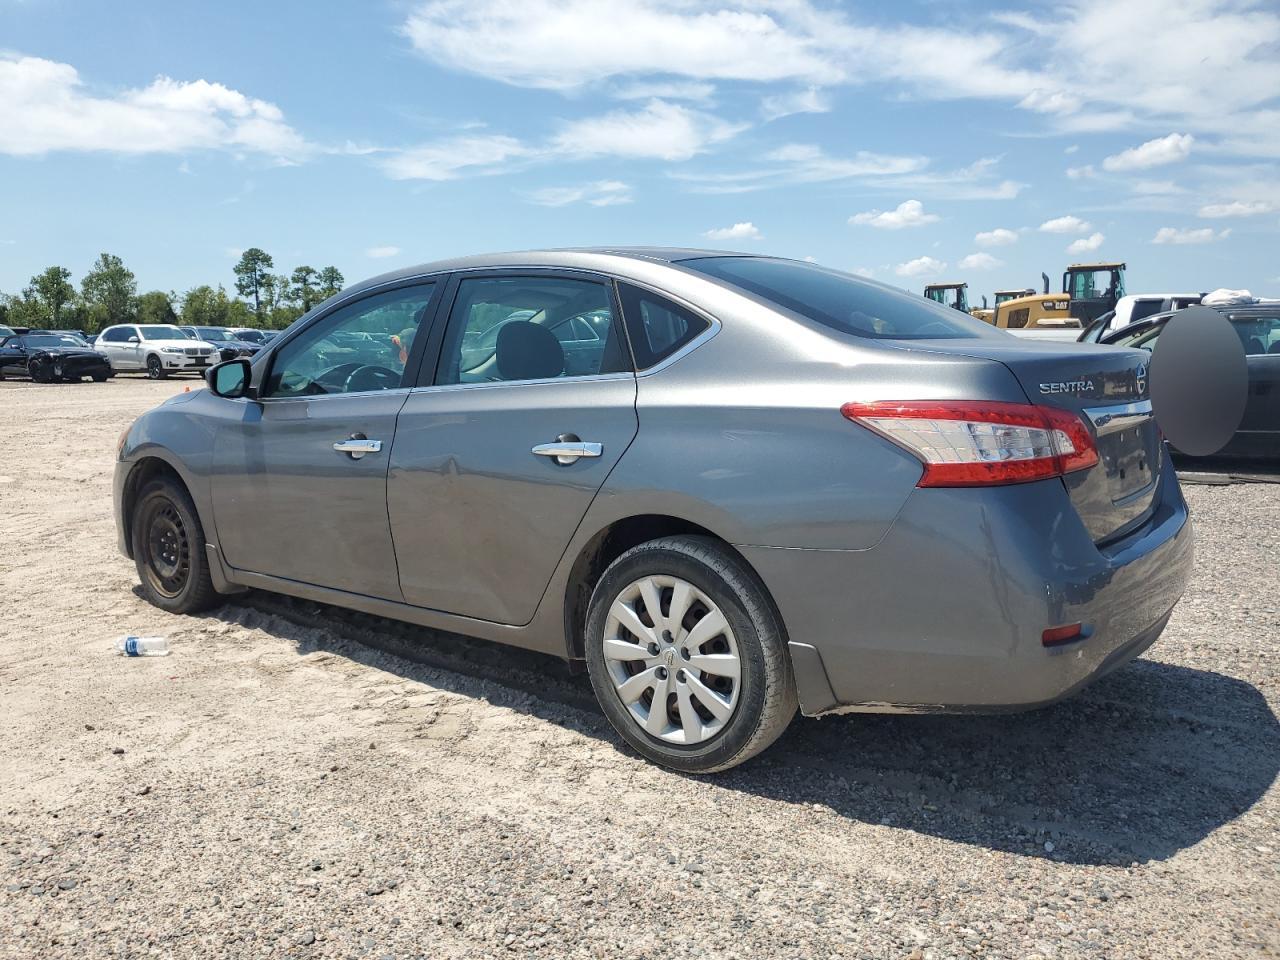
333;437;383;459
532;439;603;465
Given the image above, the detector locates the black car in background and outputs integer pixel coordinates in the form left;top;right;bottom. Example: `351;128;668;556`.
180;325;262;362
0;333;114;383
1101;305;1280;458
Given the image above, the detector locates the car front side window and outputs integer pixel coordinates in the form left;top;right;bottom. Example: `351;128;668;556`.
261;284;436;399
435;276;629;385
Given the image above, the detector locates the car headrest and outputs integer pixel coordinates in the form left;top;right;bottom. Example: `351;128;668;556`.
495;321;564;381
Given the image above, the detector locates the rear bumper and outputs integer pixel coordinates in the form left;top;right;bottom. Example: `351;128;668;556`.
743;460;1193;715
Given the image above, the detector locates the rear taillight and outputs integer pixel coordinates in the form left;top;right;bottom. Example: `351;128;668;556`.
841;400;1099;487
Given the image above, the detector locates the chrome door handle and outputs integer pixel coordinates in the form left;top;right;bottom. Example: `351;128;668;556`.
532;440;603;465
333;437;383;459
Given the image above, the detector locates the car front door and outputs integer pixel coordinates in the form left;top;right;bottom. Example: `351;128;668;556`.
388;272;638;625
210;281;440;599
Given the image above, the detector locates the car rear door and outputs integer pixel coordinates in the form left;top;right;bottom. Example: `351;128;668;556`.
388;271;638;625
210;281;441;600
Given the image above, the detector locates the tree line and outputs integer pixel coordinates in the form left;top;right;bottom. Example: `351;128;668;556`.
0;248;344;335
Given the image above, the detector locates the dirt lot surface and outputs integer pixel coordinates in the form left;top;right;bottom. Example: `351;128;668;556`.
1;376;1277;960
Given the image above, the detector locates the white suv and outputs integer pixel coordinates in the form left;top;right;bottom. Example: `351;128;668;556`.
97;324;217;379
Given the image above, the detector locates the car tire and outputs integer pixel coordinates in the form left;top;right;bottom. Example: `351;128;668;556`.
92;373;109;382
131;478;220;614
27;358;51;383
146;355;167;379
584;535;797;774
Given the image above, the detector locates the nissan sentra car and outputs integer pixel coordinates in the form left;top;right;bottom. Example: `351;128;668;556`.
113;249;1194;773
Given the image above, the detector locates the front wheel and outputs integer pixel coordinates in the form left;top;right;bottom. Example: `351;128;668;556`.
584;536;797;774
27;358;51;383
131;478;220;614
146;355;167;379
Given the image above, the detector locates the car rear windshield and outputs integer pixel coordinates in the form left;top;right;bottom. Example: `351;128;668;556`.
679;257;988;340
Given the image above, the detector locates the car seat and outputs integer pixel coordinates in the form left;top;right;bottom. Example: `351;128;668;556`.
495;321;564;381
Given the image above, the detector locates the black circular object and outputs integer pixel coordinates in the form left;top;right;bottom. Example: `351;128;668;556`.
1149;305;1248;456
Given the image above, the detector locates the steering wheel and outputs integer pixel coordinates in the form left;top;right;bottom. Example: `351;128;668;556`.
343;364;401;393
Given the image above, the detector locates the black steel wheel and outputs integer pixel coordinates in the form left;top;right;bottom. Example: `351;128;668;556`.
131;479;219;613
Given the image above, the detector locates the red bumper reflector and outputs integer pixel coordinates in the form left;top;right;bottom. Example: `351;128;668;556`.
1042;623;1084;647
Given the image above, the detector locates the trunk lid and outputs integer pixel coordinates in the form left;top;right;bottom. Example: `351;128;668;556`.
889;338;1161;543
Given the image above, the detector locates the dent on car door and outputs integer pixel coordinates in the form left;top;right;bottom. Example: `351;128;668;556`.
389;273;639;625
210;282;440;599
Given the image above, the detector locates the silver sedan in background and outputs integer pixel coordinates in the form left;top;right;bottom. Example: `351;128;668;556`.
114;249;1193;772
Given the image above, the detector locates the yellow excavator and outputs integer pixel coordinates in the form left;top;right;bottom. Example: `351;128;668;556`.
971;288;1034;324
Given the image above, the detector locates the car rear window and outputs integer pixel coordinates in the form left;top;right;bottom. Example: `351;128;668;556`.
679;256;989;340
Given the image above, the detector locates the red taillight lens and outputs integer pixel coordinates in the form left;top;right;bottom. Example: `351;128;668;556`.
1042;623;1084;647
841;400;1099;487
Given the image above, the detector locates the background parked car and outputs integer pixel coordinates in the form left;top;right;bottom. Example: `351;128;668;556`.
1078;293;1203;343
0;332;113;382
96;323;217;379
1100;305;1279;457
180;325;262;362
0;324;15;340
229;328;277;346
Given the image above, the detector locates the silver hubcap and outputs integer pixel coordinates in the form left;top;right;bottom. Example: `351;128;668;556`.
603;575;740;745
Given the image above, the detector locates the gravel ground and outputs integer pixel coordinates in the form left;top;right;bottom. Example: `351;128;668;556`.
1;376;1277;960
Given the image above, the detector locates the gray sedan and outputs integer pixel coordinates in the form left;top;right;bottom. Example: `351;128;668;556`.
113;249;1193;773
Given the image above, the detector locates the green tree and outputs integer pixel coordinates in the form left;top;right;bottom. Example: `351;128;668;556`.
290;265;319;312
80;253;137;331
233;248;274;319
138;290;178;326
2;289;48;328
181;285;230;327
317;266;344;300
31;266;75;326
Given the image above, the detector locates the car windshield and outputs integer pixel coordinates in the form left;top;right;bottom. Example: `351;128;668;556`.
0;326;14;338
139;325;190;341
680;257;989;340
196;327;237;340
22;335;86;348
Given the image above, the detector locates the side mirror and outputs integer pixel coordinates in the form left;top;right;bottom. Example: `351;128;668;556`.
127;335;140;343
207;358;253;399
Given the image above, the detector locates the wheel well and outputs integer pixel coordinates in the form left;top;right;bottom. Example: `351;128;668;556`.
119;457;187;559
562;515;772;661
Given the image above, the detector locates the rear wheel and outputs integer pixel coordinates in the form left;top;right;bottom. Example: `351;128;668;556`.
131;478;219;614
92;372;109;382
146;355;167;379
584;536;797;774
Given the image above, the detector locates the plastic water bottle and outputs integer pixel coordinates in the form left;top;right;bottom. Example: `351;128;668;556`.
115;636;170;657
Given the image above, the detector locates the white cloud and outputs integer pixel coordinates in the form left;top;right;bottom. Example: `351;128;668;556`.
526;180;633;207
673;143;925;194
1198;200;1273;218
1102;133;1194;172
611;80;716;103
1039;215;1092;234
959;252;1003;270
0;54;308;161
366;246;401;259
895;256;945;278
974;227;1018;247
849;199;938;229
761;86;830;121
1066;164;1096;180
1152;226;1230;245
552;100;743;161
378;134;532;181
1064;144;1079;155
852;266;875;278
400;2;1280;160
1066;232;1106;255
703;221;763;241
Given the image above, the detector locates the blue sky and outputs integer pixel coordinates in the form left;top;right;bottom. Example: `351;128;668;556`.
2;0;1278;302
